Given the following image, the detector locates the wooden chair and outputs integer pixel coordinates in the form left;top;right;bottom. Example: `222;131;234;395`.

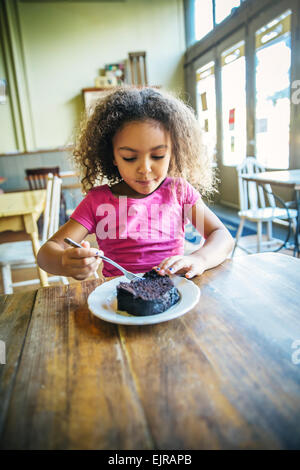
0;174;69;294
26;167;60;190
128;51;148;86
25;166;68;225
231;157;298;256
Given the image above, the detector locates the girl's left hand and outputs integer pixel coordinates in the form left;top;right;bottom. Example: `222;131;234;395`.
153;255;206;279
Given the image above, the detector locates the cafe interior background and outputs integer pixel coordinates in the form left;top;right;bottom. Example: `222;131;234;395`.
0;0;300;293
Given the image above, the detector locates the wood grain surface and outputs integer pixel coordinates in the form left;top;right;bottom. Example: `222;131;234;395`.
0;253;300;450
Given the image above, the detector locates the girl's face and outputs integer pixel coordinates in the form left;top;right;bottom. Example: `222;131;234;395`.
112;120;172;196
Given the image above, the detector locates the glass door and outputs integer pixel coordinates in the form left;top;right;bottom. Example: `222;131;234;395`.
255;10;292;169
195;61;217;163
221;40;247;166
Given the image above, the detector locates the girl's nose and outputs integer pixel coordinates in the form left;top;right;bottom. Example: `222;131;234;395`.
137;158;151;174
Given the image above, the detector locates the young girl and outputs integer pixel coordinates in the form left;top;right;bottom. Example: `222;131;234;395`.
37;87;233;280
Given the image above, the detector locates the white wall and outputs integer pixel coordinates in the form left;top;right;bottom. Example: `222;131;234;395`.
17;0;185;149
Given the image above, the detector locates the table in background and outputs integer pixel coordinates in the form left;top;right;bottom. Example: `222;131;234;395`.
242;169;300;256
0;190;48;287
0;253;300;450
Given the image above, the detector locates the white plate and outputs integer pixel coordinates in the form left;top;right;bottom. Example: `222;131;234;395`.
88;274;201;326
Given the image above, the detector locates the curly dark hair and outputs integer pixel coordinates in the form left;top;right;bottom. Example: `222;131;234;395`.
73;87;216;196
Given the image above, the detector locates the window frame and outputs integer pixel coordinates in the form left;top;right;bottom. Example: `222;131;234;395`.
184;0;300;171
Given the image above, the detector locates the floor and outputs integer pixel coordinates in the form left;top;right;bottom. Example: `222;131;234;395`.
0;203;297;295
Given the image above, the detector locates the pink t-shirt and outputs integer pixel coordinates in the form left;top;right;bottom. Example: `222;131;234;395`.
70;177;200;276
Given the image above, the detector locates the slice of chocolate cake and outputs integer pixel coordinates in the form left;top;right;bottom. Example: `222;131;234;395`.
116;269;180;316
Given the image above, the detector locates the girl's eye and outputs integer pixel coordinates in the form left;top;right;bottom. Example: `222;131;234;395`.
122;155;165;161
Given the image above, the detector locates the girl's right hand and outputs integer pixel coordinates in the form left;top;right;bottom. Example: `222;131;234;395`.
61;240;103;280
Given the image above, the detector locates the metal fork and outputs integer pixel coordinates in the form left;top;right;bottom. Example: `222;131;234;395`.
64;237;143;281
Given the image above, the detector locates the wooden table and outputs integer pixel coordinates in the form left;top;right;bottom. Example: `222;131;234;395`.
242;170;300;256
0;253;300;450
0;190;48;287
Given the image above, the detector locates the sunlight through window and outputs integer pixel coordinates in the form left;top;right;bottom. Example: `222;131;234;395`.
255;10;292;169
196;61;217;163
195;0;214;41
221;41;246;166
215;0;241;25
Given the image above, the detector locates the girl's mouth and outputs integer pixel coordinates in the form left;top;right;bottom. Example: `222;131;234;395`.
136;180;152;185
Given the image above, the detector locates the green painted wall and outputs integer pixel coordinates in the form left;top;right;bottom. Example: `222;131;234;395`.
4;0;185;151
0;39;17;153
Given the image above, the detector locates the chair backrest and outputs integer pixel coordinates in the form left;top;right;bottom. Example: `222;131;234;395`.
42;174;62;244
237;157;276;211
26;167;60;190
128;51;148;85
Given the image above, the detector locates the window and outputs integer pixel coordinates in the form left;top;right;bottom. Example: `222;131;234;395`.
221;41;246;165
195;0;214;41
255;10;292;169
190;2;296;174
196;61;217;162
215;0;241;25
194;0;246;42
